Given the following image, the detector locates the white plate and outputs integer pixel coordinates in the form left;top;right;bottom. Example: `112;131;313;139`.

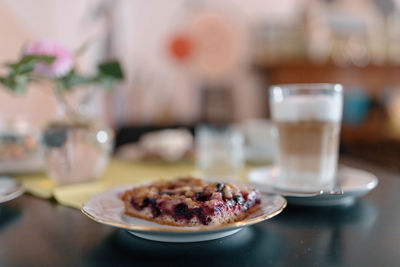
248;166;378;206
82;186;286;243
0;176;24;204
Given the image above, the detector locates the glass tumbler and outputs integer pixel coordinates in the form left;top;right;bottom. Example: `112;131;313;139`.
195;125;244;181
270;83;343;191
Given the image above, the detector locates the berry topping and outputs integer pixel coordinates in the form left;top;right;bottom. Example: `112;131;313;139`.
174;203;192;220
216;183;225;192
195;192;208;202
233;195;244;204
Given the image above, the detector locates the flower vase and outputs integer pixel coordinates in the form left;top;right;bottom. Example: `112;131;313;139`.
42;87;113;185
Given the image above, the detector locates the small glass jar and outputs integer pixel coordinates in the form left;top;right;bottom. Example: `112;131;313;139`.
0;117;43;174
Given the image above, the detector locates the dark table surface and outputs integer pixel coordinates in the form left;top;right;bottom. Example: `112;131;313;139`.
0;156;399;267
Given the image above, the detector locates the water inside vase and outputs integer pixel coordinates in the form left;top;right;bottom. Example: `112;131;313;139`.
42;122;113;185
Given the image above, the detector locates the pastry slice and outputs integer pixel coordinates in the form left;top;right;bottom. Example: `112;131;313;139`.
121;177;261;227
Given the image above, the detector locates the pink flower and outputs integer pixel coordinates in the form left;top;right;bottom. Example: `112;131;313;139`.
25;41;73;77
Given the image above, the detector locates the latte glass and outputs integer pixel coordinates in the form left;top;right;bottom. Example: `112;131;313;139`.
270;84;343;192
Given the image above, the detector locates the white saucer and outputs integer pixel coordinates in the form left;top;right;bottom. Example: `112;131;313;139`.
248;166;378;206
0;176;24;204
82;185;286;243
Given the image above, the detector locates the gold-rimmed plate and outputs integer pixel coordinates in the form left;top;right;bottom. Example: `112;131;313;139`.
81;185;286;242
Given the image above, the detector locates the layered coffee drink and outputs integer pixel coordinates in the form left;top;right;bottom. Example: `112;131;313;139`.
270;85;343;191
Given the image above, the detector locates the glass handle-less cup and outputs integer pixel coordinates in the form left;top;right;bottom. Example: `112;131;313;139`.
269;83;343;192
195;125;244;181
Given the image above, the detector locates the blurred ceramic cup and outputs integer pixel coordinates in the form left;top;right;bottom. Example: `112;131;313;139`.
270;84;343;192
196;125;244;181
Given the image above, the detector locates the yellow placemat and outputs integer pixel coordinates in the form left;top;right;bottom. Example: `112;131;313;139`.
16;159;261;210
17;160;197;209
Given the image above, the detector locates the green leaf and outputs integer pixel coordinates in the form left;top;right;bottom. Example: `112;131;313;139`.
58;70;93;89
0;77;8;90
7;55;56;74
21;54;56;65
12;75;29;94
94;74;117;89
8;60;36;75
0;55;55;94
0;74;29;94
6;54;55;76
98;61;124;80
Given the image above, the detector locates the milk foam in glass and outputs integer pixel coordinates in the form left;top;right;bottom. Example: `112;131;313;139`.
270;84;343;192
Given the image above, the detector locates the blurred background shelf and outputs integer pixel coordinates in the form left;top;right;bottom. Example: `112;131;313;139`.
256;62;400;97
